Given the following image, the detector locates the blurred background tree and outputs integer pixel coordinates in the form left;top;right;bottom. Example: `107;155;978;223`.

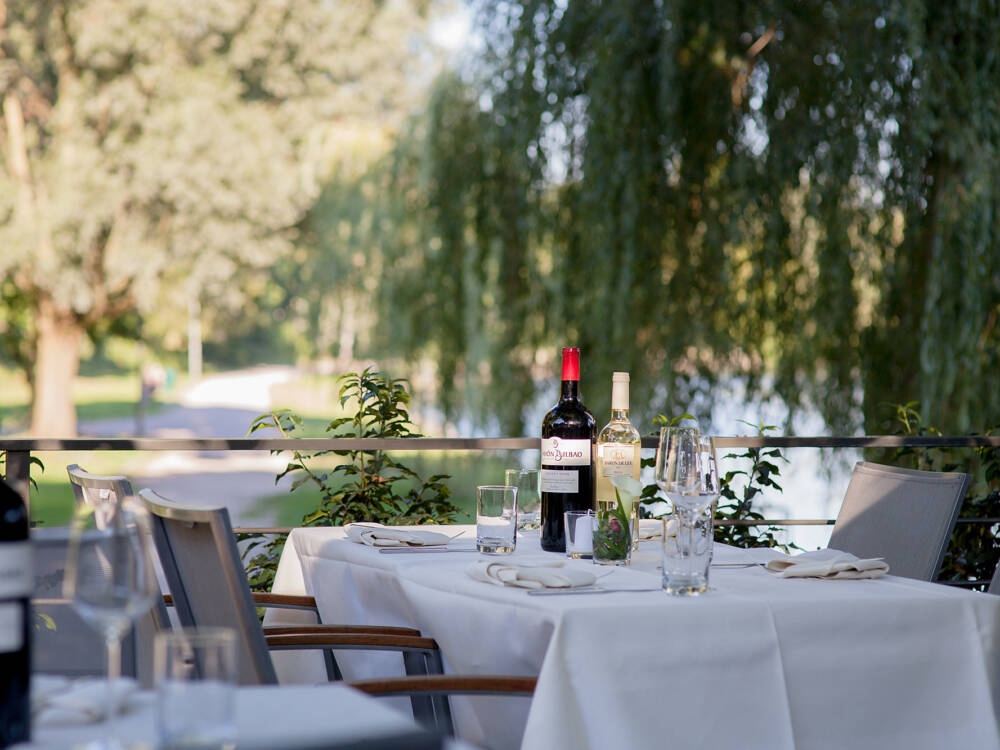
371;0;1000;435
0;0;440;435
2;0;998;439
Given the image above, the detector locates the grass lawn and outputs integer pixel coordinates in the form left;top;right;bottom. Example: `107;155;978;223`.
27;477;76;528
0;368;178;433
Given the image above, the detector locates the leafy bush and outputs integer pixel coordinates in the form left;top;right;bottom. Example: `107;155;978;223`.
240;367;459;591
639;416;792;550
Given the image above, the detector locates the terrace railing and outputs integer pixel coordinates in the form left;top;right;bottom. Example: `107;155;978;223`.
4;435;998;587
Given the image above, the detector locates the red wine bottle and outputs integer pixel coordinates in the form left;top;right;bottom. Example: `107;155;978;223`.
0;478;30;747
540;347;597;552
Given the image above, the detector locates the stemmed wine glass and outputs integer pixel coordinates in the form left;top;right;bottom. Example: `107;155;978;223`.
656;426;719;593
63;495;158;748
654;424;701;511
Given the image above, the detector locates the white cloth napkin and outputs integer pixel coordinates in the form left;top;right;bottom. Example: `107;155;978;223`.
466;560;597;590
344;522;453;547
764;548;889;580
32;675;138;726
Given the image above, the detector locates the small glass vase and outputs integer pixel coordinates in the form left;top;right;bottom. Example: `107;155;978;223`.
592;514;632;566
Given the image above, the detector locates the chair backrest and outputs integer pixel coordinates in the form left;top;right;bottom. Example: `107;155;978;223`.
65;465;171;686
989;560;1000;595
138;488;278;685
66;464;135;510
829;461;969;581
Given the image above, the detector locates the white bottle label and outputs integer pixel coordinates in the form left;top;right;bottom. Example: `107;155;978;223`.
540;438;592;467
0;602;24;652
0;542;31;598
541;469;579;494
599;444;638;477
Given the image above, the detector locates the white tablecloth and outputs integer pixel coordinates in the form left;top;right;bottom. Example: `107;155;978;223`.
18;683;438;749
269;525;1000;750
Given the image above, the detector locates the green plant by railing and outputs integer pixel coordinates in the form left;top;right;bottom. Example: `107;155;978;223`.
640;416;793;550
875;403;1000;589
0;451;45;492
240;367;458;591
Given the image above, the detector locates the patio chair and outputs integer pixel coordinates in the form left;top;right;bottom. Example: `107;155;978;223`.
989;559;1000;595
69;464;333;624
137;489;440;693
828;461;969;581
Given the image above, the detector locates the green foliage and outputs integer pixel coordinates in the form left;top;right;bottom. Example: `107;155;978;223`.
370;0;1000;436
873;403;1000;590
240;367;459;591
593;492;632;562
714;422;790;550
0;452;46;494
0;0;439;432
639;415;791;549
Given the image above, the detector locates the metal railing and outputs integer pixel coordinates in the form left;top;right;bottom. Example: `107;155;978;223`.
3;434;998;587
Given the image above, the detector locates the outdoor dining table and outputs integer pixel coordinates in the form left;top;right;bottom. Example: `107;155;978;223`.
18;682;446;749
268;524;1000;750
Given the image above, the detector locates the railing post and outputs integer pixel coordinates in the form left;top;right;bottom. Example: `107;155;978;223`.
4;450;31;514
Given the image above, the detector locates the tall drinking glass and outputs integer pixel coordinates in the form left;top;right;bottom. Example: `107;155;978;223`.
63;496;158;747
505;469;540;530
656;426;715;594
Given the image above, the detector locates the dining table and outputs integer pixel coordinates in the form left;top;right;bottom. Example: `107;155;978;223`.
267;524;1000;750
18;682;448;750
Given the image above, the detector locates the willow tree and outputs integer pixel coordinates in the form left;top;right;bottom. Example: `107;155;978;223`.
0;0;435;435
375;1;1000;435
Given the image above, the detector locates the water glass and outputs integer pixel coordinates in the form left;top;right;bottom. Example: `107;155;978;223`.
155;628;237;750
506;469;540;530
563;510;595;559
662;506;714;595
477;485;518;554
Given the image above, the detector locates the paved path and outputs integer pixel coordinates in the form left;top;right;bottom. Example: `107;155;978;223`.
78;366;302;527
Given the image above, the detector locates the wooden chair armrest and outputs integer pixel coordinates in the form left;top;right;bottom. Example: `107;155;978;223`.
265;633;439;652
263;624;422;637
349;675;537;697
164;592;320;612
252;593;318;610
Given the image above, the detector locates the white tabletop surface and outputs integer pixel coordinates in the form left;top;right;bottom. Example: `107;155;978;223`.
18;683;437;750
268;524;1000;750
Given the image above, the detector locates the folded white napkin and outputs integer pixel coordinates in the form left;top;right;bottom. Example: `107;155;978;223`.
32;675;138;726
344;522;452;547
764;549;889;580
466;560;597;590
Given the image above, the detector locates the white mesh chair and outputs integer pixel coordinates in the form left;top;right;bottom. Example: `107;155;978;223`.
989;560;1000;595
828;461;969;581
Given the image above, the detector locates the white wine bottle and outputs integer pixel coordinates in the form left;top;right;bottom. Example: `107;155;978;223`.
596;372;641;513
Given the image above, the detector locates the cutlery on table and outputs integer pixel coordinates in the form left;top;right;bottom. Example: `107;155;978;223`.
526;586;661;596
378;547;479;554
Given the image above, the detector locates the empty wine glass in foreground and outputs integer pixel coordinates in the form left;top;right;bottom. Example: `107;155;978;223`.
63;496;158;748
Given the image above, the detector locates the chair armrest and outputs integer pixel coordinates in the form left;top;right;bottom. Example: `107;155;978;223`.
252;593;318;611
263;624;422;637
265;632;439;653
349;675;537;697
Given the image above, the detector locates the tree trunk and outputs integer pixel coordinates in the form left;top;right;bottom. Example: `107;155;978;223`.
30;300;81;437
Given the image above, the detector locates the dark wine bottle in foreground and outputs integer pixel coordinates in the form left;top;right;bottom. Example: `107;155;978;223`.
540;347;597;552
0;478;30;748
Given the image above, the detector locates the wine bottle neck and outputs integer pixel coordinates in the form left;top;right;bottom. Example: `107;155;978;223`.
611;408;630;422
560;379;580;401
